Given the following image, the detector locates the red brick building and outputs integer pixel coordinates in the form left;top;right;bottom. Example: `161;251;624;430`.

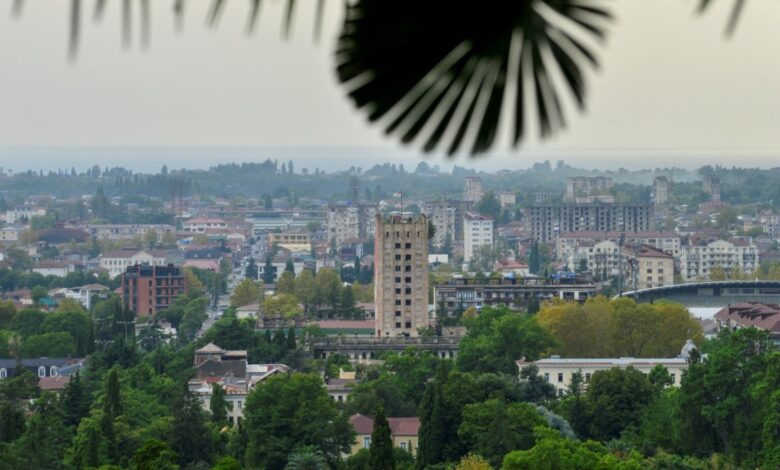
121;264;187;317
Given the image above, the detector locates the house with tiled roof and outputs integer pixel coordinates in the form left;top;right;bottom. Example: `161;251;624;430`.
715;302;780;343
348;413;421;456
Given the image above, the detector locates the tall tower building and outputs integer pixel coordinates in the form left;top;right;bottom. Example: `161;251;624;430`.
703;176;721;202
374;213;430;337
463;176;483;202
653;176;671;207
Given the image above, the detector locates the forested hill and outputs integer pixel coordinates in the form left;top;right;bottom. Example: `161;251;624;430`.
1;159;779;205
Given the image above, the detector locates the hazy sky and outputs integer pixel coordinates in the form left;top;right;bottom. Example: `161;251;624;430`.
0;0;779;172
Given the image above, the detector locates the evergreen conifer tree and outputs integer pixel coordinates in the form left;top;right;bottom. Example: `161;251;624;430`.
368;407;395;470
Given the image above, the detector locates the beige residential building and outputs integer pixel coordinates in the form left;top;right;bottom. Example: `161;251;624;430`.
87;224;175;241
556;231;681;262
625;245;675;290
565;176;614;202
327;204;377;247
517;355;689;397
498;192;516;208
374;213;429;337
422;202;456;249
268;231;311;252
349;414;420;456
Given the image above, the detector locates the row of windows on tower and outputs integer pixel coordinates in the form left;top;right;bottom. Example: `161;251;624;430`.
386;232;421;238
395;266;413;272
395;254;413;261
395;243;413;249
395;299;413;306
395;321;413;328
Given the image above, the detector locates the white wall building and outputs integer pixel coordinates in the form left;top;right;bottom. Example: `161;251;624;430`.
100;249;169;278
182;217;228;233
463;212;494;264
518;356;689;397
5;207;46;224
680;238;759;281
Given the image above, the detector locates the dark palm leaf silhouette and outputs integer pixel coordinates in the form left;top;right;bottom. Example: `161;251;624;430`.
335;0;611;156
698;0;745;36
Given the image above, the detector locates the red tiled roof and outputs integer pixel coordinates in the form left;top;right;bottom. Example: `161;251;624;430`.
716;302;780;333
349;414;420;437
38;376;71;391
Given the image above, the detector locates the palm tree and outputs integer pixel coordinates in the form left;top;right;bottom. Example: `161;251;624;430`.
284;446;328;470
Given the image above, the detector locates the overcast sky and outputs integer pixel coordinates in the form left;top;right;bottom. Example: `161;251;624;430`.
0;0;778;172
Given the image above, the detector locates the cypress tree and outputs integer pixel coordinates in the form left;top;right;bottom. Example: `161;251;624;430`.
263;255;275;284
285;258;295;274
104;368;123;419
210;383;229;426
417;375;446;468
368;407;395;470
286;327;297;350
61;370;90;428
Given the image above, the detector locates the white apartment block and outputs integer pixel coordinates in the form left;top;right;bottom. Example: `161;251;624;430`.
463;212;493;263
564;239;621;277
100;249;169;278
680;238;759;281
0;225;22;242
5;207;46;224
518;356;689;397
327;204;377;247
556;231;681;262
653;176;671;207
422;203;456;249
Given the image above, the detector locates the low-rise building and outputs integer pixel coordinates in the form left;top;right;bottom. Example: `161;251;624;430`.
0;225;22;242
625;245;675;290
0;357;85;380
189;342;289;426
182;217;228;233
268;231;312;252
349;414;420;456
517;355;690;397
87;224;176;241
434;276;596;316
715;302;780;342
32;260;80;277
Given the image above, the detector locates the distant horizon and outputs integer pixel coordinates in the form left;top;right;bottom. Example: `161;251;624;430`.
1;145;778;174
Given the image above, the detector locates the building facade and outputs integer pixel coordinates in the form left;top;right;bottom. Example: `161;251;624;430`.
327;204;377;247
434;276;597;316
528;204;655;242
653;176;671;207
463;176;483;202
121;264;187;317
703;175;721;201
87;223;175;241
374;213;430;337
680;238;759;281
625;245;675;290
565;176;614;203
422;202;456;249
556;231;681;261
463;212;494;263
517;356;689;396
349;414;420;457
101;248;169;278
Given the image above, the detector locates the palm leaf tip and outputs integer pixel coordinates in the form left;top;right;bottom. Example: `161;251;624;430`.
335;0;611;156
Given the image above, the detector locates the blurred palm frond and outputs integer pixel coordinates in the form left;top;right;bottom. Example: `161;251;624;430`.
336;0;612;156
698;0;746;36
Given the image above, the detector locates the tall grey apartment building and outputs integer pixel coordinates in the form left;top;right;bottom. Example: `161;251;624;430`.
528;203;654;242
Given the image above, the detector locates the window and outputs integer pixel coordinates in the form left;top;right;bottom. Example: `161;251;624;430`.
405;321;412;328
363;437;371;449
400;442;407;450
404;254;412;261
558;373;563;383
543;373;549;382
395;288;401;294
395;254;401;261
670;373;676;383
585;373;591;382
395;300;401;306
405;288;412;295
395;266;401;272
38;366;46;377
395;277;401;283
405;243;411;249
405;277;412;283
405;266;411;272
395;243;401;249
558;389;565;397
0;368;6;379
395;311;401;317
405;299;412;306
50;366;58;377
395;322;401;328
